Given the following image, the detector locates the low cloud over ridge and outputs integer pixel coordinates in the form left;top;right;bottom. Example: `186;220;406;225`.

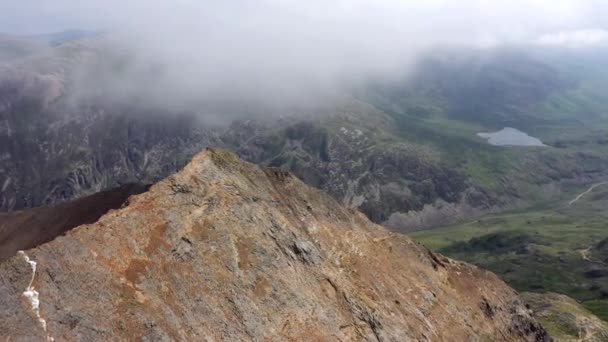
2;1;607;116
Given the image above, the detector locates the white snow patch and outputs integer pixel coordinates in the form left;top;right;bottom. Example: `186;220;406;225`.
18;251;54;342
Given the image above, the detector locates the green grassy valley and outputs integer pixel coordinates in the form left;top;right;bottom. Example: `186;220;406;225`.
357;48;608;205
411;182;608;321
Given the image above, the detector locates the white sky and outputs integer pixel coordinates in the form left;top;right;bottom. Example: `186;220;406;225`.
1;0;606;37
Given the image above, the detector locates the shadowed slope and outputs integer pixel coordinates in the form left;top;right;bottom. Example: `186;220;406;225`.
0;183;148;261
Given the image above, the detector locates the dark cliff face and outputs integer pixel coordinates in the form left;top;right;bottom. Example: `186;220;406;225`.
234;116;471;224
0;100;219;211
0;149;549;341
0;47;225;210
0;46;477;230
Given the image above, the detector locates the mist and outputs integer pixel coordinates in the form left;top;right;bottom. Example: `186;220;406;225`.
3;0;608;118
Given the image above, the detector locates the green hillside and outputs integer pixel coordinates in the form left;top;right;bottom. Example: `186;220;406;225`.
411;183;608;321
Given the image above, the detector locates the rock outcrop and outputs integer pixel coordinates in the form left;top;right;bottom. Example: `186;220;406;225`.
0;149;548;341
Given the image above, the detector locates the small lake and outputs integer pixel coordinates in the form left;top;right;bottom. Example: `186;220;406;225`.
477;127;546;147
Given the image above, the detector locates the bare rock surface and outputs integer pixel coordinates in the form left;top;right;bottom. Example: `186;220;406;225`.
0;149;549;341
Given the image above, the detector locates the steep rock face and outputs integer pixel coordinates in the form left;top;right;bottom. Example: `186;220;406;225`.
0;38;495;230
0;67;476;229
0;149;548;341
0;38;222;211
233;107;472;225
0;97;221;211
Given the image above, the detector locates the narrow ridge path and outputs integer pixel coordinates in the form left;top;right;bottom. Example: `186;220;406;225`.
568;182;608;207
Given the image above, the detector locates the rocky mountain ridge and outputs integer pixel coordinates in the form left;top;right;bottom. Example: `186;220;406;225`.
0;149;549;341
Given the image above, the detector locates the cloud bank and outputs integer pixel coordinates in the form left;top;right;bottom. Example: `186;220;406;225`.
536;29;608;48
2;0;608;116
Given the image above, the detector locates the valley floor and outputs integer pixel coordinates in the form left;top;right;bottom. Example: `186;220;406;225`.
411;181;608;324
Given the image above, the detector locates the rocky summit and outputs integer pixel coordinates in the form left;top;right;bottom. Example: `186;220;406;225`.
0;149;548;341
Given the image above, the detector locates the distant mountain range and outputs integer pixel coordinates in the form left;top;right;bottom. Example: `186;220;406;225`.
2;34;608;232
